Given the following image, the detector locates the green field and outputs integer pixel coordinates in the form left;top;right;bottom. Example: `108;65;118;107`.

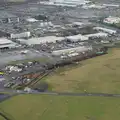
41;48;120;93
0;94;120;120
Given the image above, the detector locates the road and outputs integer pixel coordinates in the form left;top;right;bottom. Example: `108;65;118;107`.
1;89;120;98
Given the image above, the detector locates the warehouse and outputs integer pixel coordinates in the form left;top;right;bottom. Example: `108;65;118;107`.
84;32;108;39
93;27;117;34
52;46;92;56
10;32;31;39
66;34;88;42
103;16;120;24
0;11;19;23
50;0;90;5
0;38;19;50
40;0;90;7
82;4;106;9
17;36;65;45
26;18;39;23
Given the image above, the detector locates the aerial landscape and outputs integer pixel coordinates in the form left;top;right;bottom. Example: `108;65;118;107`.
0;0;120;119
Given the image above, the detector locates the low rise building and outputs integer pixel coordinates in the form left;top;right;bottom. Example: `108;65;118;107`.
10;32;31;39
52;46;92;56
103;16;120;24
82;4;106;9
66;34;88;42
93;27;117;34
26;18;39;23
84;32;108;39
40;0;90;7
0;38;20;49
17;36;65;45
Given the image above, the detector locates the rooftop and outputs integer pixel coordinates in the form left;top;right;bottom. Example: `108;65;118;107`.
17;36;65;45
0;11;17;19
0;38;14;45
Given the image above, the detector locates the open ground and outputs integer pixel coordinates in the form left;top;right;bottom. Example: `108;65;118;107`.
40;48;120;93
1;94;120;120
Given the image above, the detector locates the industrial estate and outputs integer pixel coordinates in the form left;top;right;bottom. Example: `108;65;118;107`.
0;0;120;120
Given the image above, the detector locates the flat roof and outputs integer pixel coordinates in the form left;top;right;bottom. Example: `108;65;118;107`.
0;11;17;19
0;38;14;45
17;36;65;45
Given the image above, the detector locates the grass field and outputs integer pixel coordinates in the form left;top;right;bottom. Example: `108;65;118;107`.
0;94;120;120
41;48;120;93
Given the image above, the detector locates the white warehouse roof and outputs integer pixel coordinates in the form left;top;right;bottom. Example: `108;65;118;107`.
84;32;108;38
41;0;90;7
52;46;92;56
93;27;117;34
103;16;120;24
17;36;65;45
50;0;90;5
0;38;19;48
11;32;31;39
0;38;13;45
26;18;38;22
72;22;84;26
66;34;88;41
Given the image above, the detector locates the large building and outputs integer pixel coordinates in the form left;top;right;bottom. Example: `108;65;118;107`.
0;38;20;49
52;46;92;56
103;16;120;24
40;0;90;7
16;36;65;45
50;0;90;5
10;32;31;39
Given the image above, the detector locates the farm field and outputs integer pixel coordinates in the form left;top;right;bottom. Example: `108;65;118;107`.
42;48;120;93
0;94;120;120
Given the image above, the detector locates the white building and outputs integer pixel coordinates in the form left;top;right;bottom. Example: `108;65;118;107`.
17;36;65;45
93;27;117;34
72;22;84;26
26;18;38;23
40;22;53;27
103;16;120;24
0;38;19;49
10;32;31;39
103;4;119;8
82;4;106;9
66;34;88;42
52;0;90;5
40;0;90;7
24;87;32;93
52;46;92;56
84;32;108;38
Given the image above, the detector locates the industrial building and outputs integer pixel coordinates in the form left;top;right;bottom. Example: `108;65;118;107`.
16;36;65;45
103;16;120;24
0;11;20;24
40;0;90;7
10;32;31;39
93;27;117;35
66;34;88;42
52;46;92;56
26;18;39;23
84;32;108;39
50;0;90;5
0;38;20;49
82;4;106;9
